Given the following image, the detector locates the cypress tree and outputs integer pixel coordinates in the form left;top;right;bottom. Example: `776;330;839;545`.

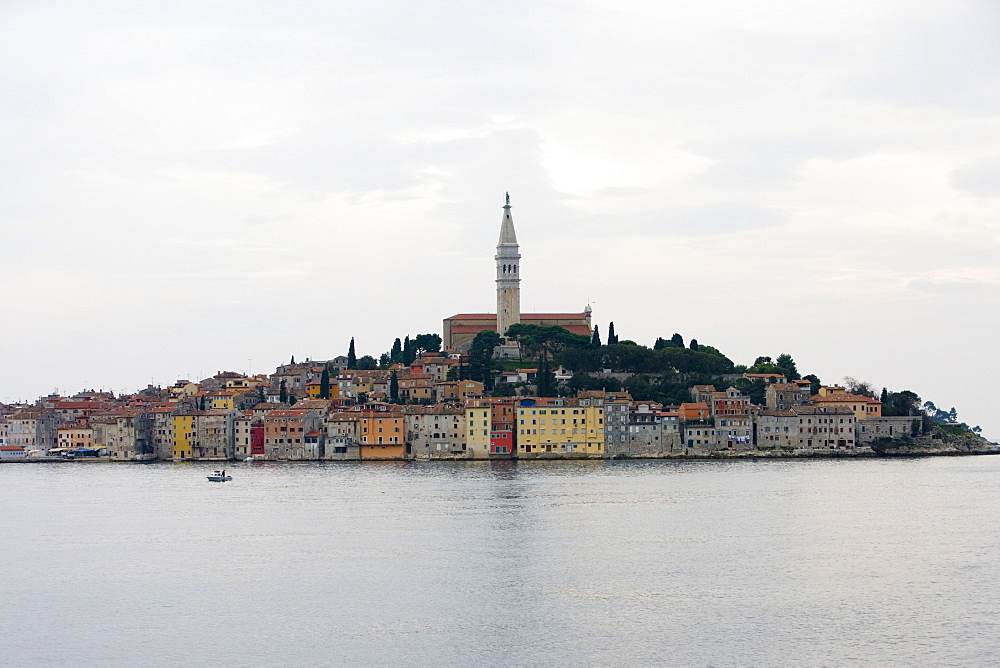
403;335;416;365
591;325;602;347
320;367;330;399
389;370;399;403
608;322;618;345
670;333;684;348
279;380;288;404
391;338;402;363
290;355;295;365
347;338;357;369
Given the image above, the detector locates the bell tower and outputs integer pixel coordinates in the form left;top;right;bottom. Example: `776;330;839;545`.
495;192;521;339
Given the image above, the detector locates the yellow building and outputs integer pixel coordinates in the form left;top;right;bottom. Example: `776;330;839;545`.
171;413;197;459
209;391;237;410
813;386;882;420
465;400;492;458
516;398;604;456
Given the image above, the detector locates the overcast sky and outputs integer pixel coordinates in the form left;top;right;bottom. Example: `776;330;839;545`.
2;0;998;437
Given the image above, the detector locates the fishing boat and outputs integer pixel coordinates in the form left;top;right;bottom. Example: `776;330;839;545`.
207;470;232;482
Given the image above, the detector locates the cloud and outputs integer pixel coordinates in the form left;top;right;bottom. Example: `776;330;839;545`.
950;155;1000;198
684;132;869;190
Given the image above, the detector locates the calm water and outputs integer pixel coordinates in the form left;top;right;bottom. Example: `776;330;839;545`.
2;457;999;666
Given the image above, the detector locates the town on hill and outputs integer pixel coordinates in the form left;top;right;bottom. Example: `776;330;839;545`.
1;195;991;462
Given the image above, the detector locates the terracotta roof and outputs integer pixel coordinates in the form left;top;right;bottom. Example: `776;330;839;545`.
812;394;879;404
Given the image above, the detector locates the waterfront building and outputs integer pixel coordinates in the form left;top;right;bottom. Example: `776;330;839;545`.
92;410;153;461
755;406;857;450
711;387;753;449
358;411;406;459
7;410;61;453
516;397;604;457
856;416;922;445
488;397;516;456
465;400;491;458
57;419;94;451
263;409;322;460
323;412;360;460
406;405;466;459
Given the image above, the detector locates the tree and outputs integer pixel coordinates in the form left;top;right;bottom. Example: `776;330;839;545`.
347;338;357;370
198;395;206;410
288;394;297;406
624;374;654;401
882;389;922;416
320;367;331;399
689;339;699;351
468;330;503;389
389;370;399;403
390;338;402;363
775;353;800;380
492;382;517;397
356;355;377;370
257;385;265;403
591;325;601;347
290;355;295;365
379;353;390;369
653;337;667;350
608;322;618;345
414;333;442;353
403;335;416;365
670;333;684;348
536;355;556;397
844;376;876;397
279;380;288;404
803;374;821;395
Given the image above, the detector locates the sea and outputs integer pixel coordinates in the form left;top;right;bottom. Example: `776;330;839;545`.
2;456;999;666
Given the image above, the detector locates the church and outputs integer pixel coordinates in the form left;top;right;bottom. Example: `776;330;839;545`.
442;194;593;350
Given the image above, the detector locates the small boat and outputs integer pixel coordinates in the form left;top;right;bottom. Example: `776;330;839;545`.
207;470;232;482
244;456;254;462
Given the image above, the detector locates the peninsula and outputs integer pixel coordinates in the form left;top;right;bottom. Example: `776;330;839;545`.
2;196;993;462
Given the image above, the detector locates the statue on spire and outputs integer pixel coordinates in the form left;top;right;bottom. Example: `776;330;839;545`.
505;192;510;206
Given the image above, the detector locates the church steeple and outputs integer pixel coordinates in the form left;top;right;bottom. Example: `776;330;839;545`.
495;192;521;339
498;192;518;245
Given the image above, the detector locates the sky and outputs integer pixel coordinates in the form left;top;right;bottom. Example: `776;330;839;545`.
2;0;998;438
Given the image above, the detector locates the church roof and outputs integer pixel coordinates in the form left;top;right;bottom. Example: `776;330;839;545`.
498;201;517;245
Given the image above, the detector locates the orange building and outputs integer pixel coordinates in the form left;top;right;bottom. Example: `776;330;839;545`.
358;412;406;459
678;402;711;421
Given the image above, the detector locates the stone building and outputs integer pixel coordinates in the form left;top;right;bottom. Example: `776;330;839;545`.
263;409;321;460
765;383;812;411
406;405;467;459
756;406;857;450
324;412;361;460
91;410;153;461
856;416;922;445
